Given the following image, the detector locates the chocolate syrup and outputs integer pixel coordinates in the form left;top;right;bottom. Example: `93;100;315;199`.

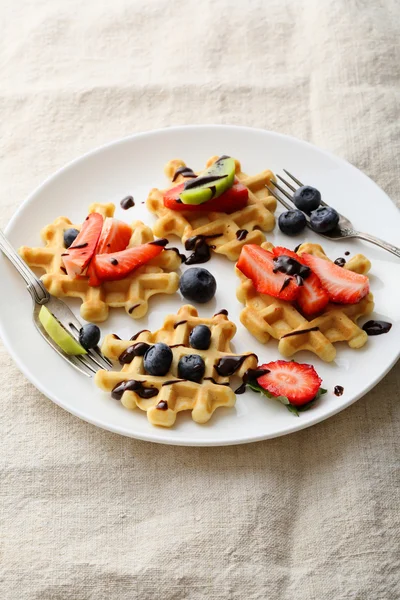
173;320;187;329
112;333;122;340
119;342;151;364
169;344;186;348
203;377;230;386
334;257;346;267
69;242;88;250
110;258;118;265
111;380;158;400
294;243;302;253
279;277;292;293
214;309;228;317
156;400;169;410
169;247;187;262
362;320;392;336
60;266;67;274
149;238;169;247
214;354;257;377
120;195;135;210
128;304;140;314
344;251;350;256
295;275;304;286
273;255;310;279
236;229;248;241
130;329;149;341
161;379;186;386
183;174;227;193
281;326;320;339
172;166;197;182
184;234;223;265
334;385;344;397
234;368;270;394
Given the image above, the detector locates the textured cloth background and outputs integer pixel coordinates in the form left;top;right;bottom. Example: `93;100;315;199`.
1;1;399;599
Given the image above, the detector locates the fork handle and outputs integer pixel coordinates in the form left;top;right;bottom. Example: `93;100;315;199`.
0;229;50;303
354;232;400;259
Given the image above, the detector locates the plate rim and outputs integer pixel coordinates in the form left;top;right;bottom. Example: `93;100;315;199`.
2;124;399;446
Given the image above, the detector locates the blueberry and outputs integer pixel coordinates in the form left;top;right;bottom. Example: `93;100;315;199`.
189;325;211;350
278;210;307;236
143;343;173;376
178;354;205;383
310;206;339;233
179;268;216;303
79;323;101;350
293;186;321;213
63;228;79;248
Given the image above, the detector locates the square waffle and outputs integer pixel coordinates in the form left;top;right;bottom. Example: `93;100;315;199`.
19;203;181;323
146;156;277;261
95;305;258;427
236;242;374;362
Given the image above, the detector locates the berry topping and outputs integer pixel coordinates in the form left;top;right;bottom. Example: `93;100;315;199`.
89;242;164;285
163;181;248;213
189;325;212;350
301;252;369;304
293;185;321;213
79;323;101;350
237;244;299;302
310;206;339;233
272;247;328;316
278;210;307;236
62;212;103;277
179;268;217;303
143;343;173;376
256;360;323;407
63;228;79;249
87;217;132;286
177;354;205;383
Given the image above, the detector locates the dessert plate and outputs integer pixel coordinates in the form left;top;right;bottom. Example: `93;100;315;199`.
0;125;399;446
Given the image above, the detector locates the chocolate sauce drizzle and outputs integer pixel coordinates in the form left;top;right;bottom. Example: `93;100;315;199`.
184;234;223;265
128;304;140;314
149;238;169;247
119;342;151;364
214;354;257;377
203;377;230;387
236;229;248;241
173;320;187;329
60;266;67;274
168;247;187;262
110;258;119;265
281;326;320;339
156;400;169;410
183;175;228;196
273;255;311;279
120;195;135;210
362;320;392;336
334;257;346;267
214;309;228;317
69;242;88;250
161;379;186;386
112;380;158;400
334;385;344;397
279;277;292;293
130;329;149;341
344;251;350;256
172;166;197;182
112;333;121;340
234;368;270;395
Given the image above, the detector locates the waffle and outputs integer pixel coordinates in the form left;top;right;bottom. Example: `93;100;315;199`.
95;305;258;427
236;242;374;362
19;203;181;323
146;156;277;261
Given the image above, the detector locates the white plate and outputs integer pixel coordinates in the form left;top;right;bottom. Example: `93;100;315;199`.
1;125;399;446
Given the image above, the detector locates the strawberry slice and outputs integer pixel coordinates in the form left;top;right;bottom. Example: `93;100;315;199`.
87;218;132;286
301;253;369;304
164;181;248;213
90;243;163;283
62;212;103;277
257;360;323;406
237;244;299;302
272;247;329;316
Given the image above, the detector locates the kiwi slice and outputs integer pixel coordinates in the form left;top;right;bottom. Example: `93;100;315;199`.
39;306;87;355
179;156;236;205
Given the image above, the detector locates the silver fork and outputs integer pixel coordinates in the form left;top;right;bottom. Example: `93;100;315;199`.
0;230;112;377
266;170;400;259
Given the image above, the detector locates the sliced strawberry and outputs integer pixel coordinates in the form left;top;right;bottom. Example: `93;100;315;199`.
163;181;248;213
62;213;103;277
301;253;369;304
237;244;299;302
87;218;132;286
257;360;322;406
272;246;329;316
90;243;163;284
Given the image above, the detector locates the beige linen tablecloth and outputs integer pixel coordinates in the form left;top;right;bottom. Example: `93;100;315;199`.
1;1;399;598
